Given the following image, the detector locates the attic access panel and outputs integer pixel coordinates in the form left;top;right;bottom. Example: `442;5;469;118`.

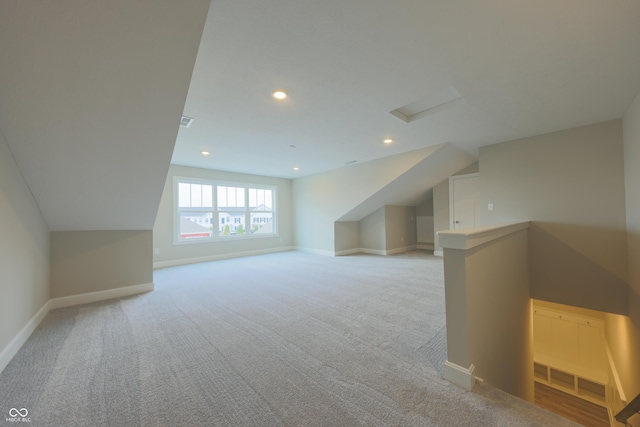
390;86;464;123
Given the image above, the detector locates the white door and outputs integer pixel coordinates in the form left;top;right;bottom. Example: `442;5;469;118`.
451;174;479;230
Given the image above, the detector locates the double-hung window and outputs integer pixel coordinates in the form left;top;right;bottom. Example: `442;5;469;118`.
175;178;276;243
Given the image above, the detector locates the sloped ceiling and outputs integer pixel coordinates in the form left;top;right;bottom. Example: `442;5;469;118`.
173;0;640;179
337;143;476;222
2;1;640;231
0;0;211;231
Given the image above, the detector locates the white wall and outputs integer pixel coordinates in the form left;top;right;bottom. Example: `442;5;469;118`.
433;162;479;254
0;132;49;360
294;147;439;253
476;117;640;411
624;89;640;333
479;120;628;315
153;165;294;266
337;205;417;255
0;0;211;231
610;89;640;406
358;207;386;252
384;205;417;251
293;145;475;254
334;221;359;253
50;230;152;298
443;226;532;401
416;198;434;247
433;180;449;254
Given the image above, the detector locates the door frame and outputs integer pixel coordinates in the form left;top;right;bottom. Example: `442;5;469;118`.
448;173;479;231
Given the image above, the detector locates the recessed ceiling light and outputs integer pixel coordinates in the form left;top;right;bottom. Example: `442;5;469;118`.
293;167;300;171
272;89;288;100
383;138;394;144
201;150;210;156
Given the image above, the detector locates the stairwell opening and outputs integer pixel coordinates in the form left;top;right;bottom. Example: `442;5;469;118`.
532;299;625;427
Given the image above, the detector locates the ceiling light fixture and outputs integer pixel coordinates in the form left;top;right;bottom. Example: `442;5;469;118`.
272;89;288;100
201;150;210;156
383;138;394;144
293;167;300;171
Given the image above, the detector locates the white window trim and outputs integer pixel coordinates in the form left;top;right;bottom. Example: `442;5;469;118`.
173;176;278;245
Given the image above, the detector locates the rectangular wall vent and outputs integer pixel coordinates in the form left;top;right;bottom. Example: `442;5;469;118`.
180;116;194;128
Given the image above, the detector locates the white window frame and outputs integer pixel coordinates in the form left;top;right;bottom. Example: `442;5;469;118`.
173;177;277;245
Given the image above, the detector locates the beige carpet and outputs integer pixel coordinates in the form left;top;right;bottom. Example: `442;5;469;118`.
0;251;579;426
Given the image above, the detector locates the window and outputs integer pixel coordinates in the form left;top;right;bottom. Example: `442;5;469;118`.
177;182;213;239
175;178;276;243
249;188;273;234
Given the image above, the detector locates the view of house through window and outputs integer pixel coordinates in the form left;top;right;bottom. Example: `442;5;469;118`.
176;179;275;242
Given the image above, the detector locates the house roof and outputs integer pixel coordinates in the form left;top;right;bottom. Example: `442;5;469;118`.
180;217;211;234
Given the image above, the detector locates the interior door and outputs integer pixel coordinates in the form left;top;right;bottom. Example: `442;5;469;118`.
452;175;479;230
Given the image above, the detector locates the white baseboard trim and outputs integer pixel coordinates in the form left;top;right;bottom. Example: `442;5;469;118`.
444;361;476;391
0;299;51;375
417;243;435;250
154;246;296;268
336;246;419;257
295;247;335;257
1;282;154;375
386;245;417;255
434;250;443;257
360;248;387;256
49;282;154;310
334;248;366;256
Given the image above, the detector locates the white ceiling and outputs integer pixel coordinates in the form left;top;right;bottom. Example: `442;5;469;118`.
173;0;640;179
2;1;639;232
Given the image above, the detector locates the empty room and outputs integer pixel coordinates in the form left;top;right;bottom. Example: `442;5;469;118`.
2;1;640;426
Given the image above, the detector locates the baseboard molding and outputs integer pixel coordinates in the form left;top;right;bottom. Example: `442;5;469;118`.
417;243;435;250
1;282;154;375
386;245;417;255
154;246;296;268
0;299;51;375
335;248;386;256
336;246;418;257
444;361;476;391
335;248;367;256
434;250;443;257
295;247;335;257
360;248;387;256
49;282;154;310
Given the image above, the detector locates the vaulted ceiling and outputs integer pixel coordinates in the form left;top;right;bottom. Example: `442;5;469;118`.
2;1;640;231
0;0;211;230
174;0;640;178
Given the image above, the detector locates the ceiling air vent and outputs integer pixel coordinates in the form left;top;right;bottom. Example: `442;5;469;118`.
180;116;194;128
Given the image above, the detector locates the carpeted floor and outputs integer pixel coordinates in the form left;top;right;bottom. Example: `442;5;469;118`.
0;251;579;426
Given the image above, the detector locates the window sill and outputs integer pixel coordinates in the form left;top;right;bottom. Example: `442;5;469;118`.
173;233;279;246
